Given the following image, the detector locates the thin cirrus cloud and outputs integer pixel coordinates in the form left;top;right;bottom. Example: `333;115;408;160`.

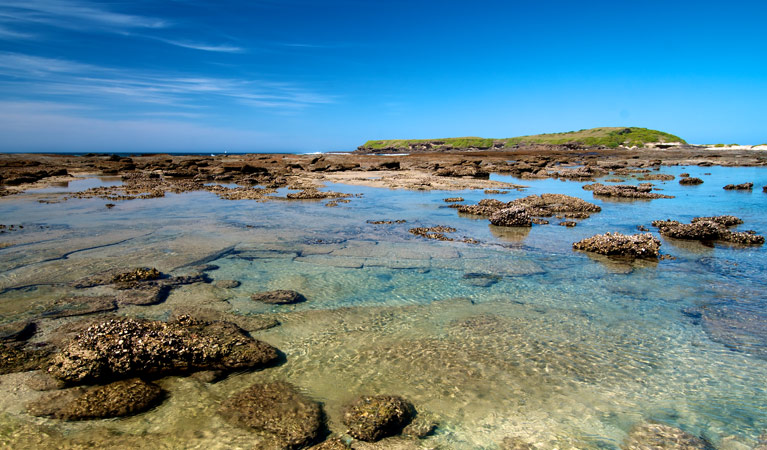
0;0;241;53
0;52;334;111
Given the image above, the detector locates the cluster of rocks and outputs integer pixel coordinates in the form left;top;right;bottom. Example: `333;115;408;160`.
723;182;753;190
583;183;674;199
652;216;764;245
573;232;662;259
458;194;601;229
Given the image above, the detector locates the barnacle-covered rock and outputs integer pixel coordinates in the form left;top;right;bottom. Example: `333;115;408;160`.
343;395;415;442
573;232;661;259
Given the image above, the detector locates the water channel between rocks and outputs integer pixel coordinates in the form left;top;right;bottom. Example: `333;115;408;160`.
1;165;766;449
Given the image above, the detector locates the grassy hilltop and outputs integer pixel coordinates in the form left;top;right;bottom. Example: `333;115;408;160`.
360;127;686;152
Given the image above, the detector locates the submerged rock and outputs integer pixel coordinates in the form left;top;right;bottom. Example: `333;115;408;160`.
310;438;348;449
251;289;307;305
28;378;164;420
0;321;37;342
42;296;117;319
214;279;241;289
219;381;325;449
622;422;713;450
573;232;661;259
343;395;415;442
0;342;53;375
48;316;279;385
723;182;753;190
500;437;535;450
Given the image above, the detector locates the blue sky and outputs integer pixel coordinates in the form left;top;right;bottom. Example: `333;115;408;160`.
0;0;765;152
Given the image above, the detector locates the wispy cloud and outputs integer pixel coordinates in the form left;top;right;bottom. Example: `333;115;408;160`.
157;38;244;53
0;0;168;33
0;51;334;111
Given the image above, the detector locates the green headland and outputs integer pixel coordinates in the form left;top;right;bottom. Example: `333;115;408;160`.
359;127;686;152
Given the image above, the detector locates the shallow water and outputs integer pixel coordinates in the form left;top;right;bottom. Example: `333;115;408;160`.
0;166;766;449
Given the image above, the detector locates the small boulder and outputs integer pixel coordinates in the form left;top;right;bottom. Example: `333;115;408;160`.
251;289;307;305
219;381;325;449
723;182;753;190
343;395;415;442
679;177;703;185
28;378;164;420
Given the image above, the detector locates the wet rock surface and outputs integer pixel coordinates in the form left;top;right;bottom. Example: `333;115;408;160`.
343;395;415;442
0;342;53;374
500;436;535;450
573;232;662;259
28;378;164;420
219;381;325;449
48;315;279;385
583;183;674;199
723;182;753;190
251;289;307;305
653;216;764;245
622;422;714;450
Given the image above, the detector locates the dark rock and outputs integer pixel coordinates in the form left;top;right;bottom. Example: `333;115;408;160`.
342;395;415;442
679;177;703;185
219;381;325;449
723;182;753;190
28;378;164;420
0;321;37;342
489;206;532;227
251;290;307;305
0;343;53;374
47;316;279;385
573;233;661;259
583;183;674;199
622;422;714;449
653;218;764;245
214;279;241;289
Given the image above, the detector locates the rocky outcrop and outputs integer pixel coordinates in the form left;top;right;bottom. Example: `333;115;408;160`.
219;381;325;449
583;183;673;199
653;216;764;245
679;177;703;185
343;395;415;442
251;289;307;305
287;188;353;200
459;194;600;222
408;226;457;241
28;378;164;420
47;316;279;385
214;279;241;289
622;422;713;450
573;232;661;259
723;182;753;190
490;206;532;227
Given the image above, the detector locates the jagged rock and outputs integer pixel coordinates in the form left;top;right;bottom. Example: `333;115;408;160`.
679;177;703;185
583;183;673;199
28;378;164;420
47;316;279;385
653;217;764;245
457;198;506;216
573;232;661;259
0;321;36;342
343;395;415;442
287;189;352;200
489;206;532;227
622;422;713;449
219;381;324;449
251;290;307;305
215;279;241;289
111;267;161;284
408;226;457;241
723;182;753;190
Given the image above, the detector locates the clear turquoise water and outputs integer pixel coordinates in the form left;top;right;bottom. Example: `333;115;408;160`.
0;167;765;449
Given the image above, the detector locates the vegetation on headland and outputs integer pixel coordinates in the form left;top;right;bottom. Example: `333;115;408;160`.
361;127;687;151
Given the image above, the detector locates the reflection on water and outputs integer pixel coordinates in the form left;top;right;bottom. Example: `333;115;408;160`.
0;166;766;449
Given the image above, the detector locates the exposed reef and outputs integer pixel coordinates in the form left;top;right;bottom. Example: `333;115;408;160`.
573;232;662;259
652;216;764;245
583;183;674;199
